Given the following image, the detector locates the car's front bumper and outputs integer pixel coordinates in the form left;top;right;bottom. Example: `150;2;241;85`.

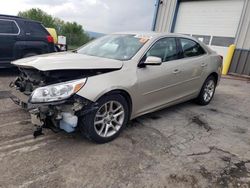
10;88;96;133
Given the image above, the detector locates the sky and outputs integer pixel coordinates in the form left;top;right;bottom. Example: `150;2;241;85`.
0;0;156;33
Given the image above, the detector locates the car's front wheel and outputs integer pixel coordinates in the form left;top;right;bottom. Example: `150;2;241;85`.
196;75;216;105
79;94;129;143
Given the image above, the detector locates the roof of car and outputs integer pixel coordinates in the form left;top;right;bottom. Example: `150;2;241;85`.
0;14;41;23
112;31;213;53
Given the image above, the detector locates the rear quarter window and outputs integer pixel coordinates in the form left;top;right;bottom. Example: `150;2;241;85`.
24;22;48;36
0;19;19;34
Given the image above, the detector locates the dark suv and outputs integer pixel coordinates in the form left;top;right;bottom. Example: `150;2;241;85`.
0;15;55;68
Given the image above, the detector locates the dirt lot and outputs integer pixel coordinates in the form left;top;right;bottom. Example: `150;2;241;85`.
0;70;250;188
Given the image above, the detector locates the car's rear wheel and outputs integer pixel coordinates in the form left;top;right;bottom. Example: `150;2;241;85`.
79;94;129;143
196;75;216;105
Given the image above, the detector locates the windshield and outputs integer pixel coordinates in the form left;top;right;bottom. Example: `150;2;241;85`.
77;34;148;61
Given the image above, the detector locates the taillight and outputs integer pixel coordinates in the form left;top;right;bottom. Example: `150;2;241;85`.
47;35;54;43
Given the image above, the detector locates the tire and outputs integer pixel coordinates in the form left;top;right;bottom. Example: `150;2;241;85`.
196;76;216;105
23;52;38;58
79;94;129;143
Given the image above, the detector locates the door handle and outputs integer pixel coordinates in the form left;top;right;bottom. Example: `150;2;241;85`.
173;69;181;74
201;63;208;67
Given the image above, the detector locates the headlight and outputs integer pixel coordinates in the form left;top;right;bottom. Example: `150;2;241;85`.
30;78;87;103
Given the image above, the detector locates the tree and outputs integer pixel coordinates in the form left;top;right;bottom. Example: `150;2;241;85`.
61;22;90;46
18;8;56;28
18;8;90;47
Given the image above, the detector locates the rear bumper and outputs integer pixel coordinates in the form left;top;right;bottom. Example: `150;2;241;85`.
217;67;222;86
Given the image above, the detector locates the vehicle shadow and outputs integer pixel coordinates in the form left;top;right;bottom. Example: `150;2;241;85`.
130;100;193;122
0;68;19;77
58;101;195;144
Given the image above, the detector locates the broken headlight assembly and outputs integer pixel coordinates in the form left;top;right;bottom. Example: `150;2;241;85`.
30;78;87;103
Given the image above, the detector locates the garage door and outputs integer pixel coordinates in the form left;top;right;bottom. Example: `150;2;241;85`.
174;0;244;61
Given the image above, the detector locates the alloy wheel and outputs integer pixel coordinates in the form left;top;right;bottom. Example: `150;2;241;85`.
94;101;125;137
203;80;215;102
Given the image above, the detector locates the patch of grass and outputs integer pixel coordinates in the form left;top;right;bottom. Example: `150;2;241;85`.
68;45;81;50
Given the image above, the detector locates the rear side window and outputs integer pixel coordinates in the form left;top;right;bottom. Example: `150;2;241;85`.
25;22;48;36
180;38;205;58
146;38;179;62
0;20;19;34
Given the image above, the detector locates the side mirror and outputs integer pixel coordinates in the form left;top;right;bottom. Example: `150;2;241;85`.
144;56;162;66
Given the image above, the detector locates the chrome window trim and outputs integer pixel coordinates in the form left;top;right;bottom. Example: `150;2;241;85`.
0;19;20;36
138;36;208;66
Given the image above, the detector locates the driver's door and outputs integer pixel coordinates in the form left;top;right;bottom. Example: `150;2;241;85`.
136;37;183;114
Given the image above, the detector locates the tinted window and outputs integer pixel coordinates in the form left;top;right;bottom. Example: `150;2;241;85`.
146;38;178;62
25;22;48;36
180;38;205;58
0;20;19;34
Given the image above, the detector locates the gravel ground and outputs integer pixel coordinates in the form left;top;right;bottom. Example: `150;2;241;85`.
0;69;250;188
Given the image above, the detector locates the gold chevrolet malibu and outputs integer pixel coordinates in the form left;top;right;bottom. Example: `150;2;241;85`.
10;32;223;143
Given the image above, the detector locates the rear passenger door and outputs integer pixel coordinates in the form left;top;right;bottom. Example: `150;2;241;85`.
175;38;207;97
0;19;20;62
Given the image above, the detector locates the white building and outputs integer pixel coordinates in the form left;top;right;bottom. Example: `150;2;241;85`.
152;0;250;76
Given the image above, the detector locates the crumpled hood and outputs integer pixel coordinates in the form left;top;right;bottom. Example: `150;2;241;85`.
11;52;123;71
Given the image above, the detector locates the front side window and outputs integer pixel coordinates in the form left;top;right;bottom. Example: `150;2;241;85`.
145;38;178;62
0;20;19;34
180;38;205;58
77;34;148;61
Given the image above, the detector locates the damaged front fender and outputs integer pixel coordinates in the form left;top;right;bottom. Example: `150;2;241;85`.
9;67;119;136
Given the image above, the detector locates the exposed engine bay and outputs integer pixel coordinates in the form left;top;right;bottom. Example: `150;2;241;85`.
10;68;116;137
13;68;112;94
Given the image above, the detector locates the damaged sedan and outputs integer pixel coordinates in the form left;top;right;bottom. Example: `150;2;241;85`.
10;32;222;143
